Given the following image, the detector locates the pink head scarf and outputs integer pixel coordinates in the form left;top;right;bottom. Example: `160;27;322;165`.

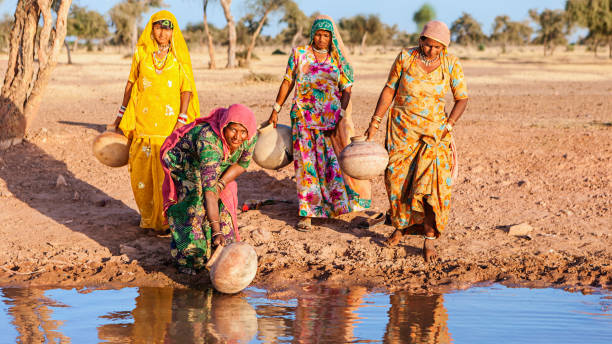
421;20;451;47
160;104;257;240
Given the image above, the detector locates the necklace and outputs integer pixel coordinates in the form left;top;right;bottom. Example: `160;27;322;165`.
152;51;169;74
418;47;439;67
312;46;329;54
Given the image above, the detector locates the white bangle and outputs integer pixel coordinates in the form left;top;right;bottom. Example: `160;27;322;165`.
273;103;282;113
116;112;124;118
340;109;346;118
446;122;454;132
177;118;187;124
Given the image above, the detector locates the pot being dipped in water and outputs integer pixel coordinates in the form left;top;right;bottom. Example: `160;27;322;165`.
206;242;258;294
92;131;130;167
253;123;293;170
339;136;389;180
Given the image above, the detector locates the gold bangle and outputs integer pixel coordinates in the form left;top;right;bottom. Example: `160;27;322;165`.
446;122;454;132
371;122;380;129
372;116;383;123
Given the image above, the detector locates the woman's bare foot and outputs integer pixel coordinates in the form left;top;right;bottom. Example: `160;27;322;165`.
423;237;438;262
384;228;404;247
296;217;312;232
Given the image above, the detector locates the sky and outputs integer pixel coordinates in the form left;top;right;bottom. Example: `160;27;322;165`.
0;0;569;36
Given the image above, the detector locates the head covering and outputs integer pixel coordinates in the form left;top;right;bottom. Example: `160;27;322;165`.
160;104;257;239
420;20;451;47
153;19;174;29
203;104;257;158
119;10;200;136
309;15;354;84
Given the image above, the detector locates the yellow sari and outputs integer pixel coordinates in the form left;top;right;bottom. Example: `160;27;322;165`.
119;11;200;230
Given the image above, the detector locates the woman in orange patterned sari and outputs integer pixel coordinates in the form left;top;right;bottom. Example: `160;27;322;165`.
365;21;468;262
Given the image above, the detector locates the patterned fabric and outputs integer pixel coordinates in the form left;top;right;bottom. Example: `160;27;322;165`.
384;47;468;235
285;45;370;217
162;123;257;270
119;11;199;231
310;16;354;84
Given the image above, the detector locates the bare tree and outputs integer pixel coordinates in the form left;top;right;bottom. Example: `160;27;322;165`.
203;0;216;69
0;0;72;149
220;0;237;68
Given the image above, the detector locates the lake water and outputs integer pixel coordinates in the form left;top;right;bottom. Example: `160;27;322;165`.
0;284;610;343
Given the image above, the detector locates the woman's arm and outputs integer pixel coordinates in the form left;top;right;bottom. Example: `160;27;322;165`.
442;98;468;138
204;190;225;246
365;86;395;141
219;163;246;186
268;79;295;127
111;81;134;131
173;91;192;131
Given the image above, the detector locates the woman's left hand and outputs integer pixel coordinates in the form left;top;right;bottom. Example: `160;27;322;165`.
212;232;226;247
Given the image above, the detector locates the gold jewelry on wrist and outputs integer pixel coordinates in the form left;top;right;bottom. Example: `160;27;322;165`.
340;109;346;118
273;102;282;113
371;122;380;129
372;116;382;123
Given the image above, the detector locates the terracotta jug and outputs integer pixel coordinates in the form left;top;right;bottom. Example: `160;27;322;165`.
92;131;129;167
206;242;258;294
339;136;389;180
253;123;293;170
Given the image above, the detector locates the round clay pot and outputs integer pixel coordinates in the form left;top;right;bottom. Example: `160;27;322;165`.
253;123;293;170
206;242;258;294
92;131;129;167
339;136;389;180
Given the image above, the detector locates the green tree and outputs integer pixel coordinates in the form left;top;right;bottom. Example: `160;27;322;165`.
490;15;533;53
244;0;288;66
338;14;384;54
67;5;109;51
451;12;485;46
278;0;307;46
413;3;436;33
529;8;568;56
109;0;163;48
566;0;612;57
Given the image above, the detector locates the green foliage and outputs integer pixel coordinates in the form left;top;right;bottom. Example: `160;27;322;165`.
565;0;612;56
413;3;436;32
109;0;164;46
183;22;224;45
490;15;533;52
478;43;486;51
67;5;109;41
451;13;486;46
277;0;308;45
272;48;286;54
242;71;277;83
529;8;568;55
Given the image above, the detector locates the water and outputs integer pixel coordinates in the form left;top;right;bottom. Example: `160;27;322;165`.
0;284;610;343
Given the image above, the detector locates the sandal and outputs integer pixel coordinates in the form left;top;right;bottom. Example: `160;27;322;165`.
357;212;387;229
295;217;312;232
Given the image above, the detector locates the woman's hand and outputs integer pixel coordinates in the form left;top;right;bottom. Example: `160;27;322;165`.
172;121;185;133
268;110;278;128
365;121;379;141
212;231;226;247
108;116;122;132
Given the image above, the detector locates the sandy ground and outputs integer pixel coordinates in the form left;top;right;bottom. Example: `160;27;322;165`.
0;46;610;294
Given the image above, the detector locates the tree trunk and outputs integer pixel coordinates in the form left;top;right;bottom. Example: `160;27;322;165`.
360;32;367;55
609;36;611;59
202;0;216;69
291;24;302;47
246;8;272;67
64;40;72;64
0;0;72;149
220;0;236;68
130;18;139;51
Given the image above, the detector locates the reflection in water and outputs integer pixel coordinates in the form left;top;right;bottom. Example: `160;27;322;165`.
1;288;70;343
2;285;610;343
384;293;451;344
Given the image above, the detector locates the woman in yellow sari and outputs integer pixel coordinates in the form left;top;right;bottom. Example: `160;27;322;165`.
111;10;200;232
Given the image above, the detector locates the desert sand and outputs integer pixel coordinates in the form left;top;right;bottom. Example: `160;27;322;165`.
0;46;610;294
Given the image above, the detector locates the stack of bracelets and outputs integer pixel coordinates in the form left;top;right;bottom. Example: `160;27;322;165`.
117;105;126;118
177;113;188;125
370;115;383;129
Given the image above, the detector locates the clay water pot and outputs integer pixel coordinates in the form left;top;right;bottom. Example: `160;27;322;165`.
206;242;258;294
92;131;129;167
339;136;389;180
253;123;293;170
